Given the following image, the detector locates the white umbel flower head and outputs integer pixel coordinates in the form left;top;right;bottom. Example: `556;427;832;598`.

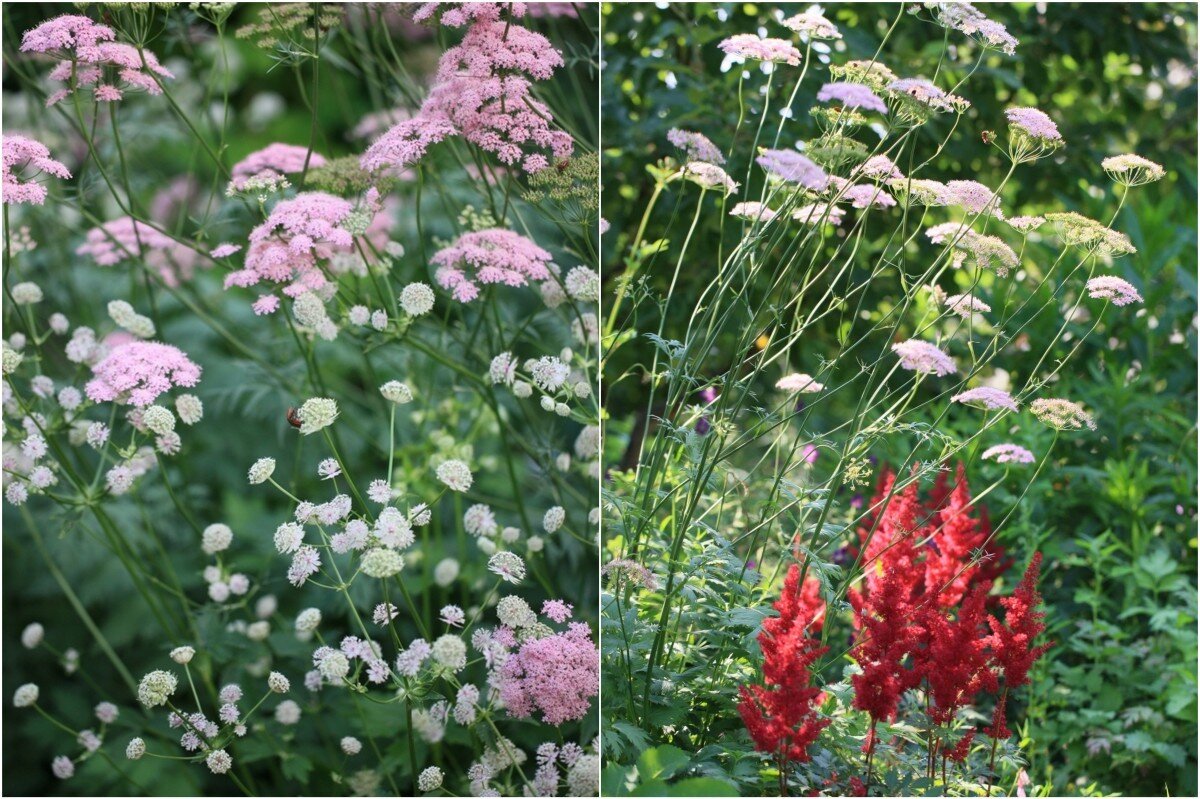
13;683;39;707
360;548;405;578
94;702;119;723
488;551;526;584
564;266;599;302
341;736;363;756
295;608;322;634
399;282;436;316
137;670;178;708
267;671;290;693
275;699;301;725
175;394;204;425
170;646;196;665
431;634;467;671
126;738;146;760
297;398;338;435
417;766;444;792
248;457;276;485
543;506;566;533
434;558;459;587
11;282;43;304
141;405;175;435
51;755;74;779
435;459;473;492
202;524;233;554
21;623;44;649
380;381;413;404
206;749;233;774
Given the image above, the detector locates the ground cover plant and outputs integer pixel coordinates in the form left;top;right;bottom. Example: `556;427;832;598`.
599;3;1197;796
3;3;601;796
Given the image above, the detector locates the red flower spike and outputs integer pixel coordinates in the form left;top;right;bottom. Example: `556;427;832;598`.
738;564;831;765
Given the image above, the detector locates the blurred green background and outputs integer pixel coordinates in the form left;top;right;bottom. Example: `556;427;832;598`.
600;3;1197;796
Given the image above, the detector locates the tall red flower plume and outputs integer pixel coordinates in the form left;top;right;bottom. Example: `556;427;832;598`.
738;564;831;764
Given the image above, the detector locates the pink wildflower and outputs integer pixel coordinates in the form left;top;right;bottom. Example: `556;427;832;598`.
951;386;1019;413
816;82;887;114
85;341;202;407
892;340;956;376
2;135;71;205
756;149;828;190
430;228;554;303
982;444;1036;464
1006;107;1062;144
1085;276;1142;306
541;600;573;624
229;143;327;191
666;129;724;164
497;622;598;725
718;34;803;65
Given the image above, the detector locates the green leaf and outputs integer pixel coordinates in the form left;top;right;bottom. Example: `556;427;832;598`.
280;754;313;785
668;777;740;796
637;744;690;780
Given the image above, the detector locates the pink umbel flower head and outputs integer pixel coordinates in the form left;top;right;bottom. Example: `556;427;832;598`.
85;341;202;407
225;192;383;298
816;82;887;114
951;386;1019;413
718;34;802;66
497;621;598;725
926;2;1019;55
1006;107;1063;145
892;339;956;376
22;16;173;106
431;228;554;303
756;149;828;190
982;443;1036;464
76;217;205;287
1085;276;1142;307
363;11;572;174
666;129;724;165
229;144;327;191
2;135;71;205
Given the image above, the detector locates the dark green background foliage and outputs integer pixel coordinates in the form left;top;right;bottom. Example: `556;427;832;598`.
3;3;598;796
601;3;1196;796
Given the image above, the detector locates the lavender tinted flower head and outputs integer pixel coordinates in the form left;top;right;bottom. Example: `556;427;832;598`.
886;78;969;124
1085;276;1143;307
923;2;1018;55
729;202;777;223
782;9;841;40
892;339;957;376
816;82;888;115
951;386;1019;413
718;34;803;66
666;129;724;165
775;373;824;393
982;443;1036;464
1005;107;1064;160
756;149;828;191
680;162;739;196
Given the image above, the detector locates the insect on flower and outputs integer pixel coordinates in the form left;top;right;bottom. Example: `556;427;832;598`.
286;407;303;429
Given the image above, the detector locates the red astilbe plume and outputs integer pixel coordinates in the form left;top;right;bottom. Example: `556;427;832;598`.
910;585;997;725
985;553;1053;738
849;562;923;725
924;465;1010;606
739;564;831;765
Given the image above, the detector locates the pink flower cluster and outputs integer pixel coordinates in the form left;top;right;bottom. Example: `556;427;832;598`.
85;340;202;407
1006;107;1062;143
951;386;1019;413
816;82;887;114
431;228;554;303
362;7;572;173
982;443;1036;464
225;191;375;298
76;217;206;287
497;621;598;725
229;143;327;191
1085;276;1142;306
892;339;957;376
756;149;828;190
666;129;724;164
21;15;173;106
2;134;71;205
718;34;803;65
